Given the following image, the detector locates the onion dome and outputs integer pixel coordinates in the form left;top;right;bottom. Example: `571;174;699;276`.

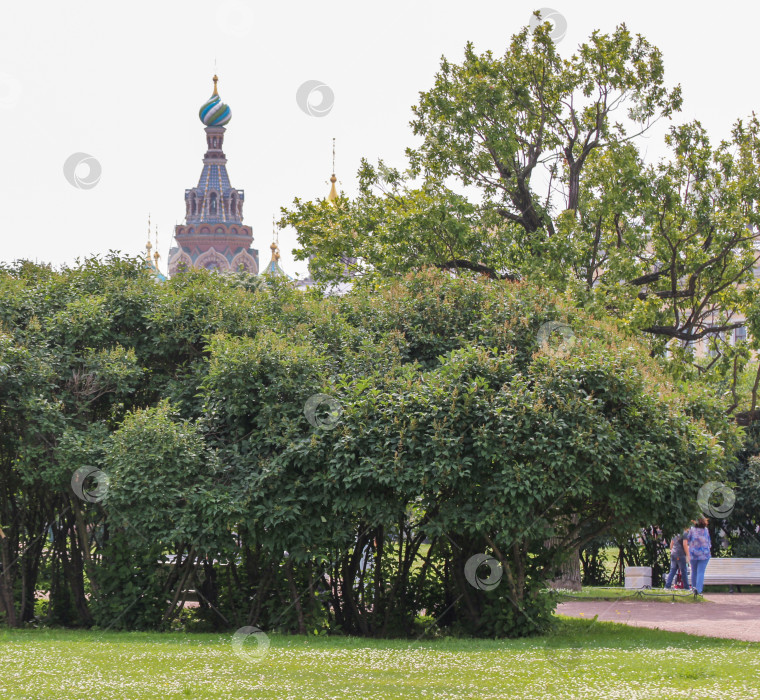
264;218;288;277
144;216;167;282
327;139;339;203
199;75;232;127
328;174;338;202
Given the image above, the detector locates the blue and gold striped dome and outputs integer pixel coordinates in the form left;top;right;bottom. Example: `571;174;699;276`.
199;75;232;127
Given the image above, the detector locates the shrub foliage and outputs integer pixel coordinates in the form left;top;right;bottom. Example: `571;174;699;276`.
0;258;736;635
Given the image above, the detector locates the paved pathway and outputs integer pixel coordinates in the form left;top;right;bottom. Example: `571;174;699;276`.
556;593;760;642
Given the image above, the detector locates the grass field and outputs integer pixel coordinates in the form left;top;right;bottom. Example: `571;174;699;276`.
556;585;760;603
554;587;701;603
1;619;759;699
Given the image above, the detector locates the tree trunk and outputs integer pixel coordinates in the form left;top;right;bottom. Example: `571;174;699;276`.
546;545;582;591
0;529;19;627
545;515;582;591
72;498;99;596
58;524;93;627
285;558;306;634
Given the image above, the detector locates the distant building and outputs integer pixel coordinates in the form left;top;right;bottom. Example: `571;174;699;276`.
294;147;357;292
262;217;288;278
168;76;259;275
143;218;167;282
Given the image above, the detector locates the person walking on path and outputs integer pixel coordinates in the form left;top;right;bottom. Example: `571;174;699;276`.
687;517;712;594
665;529;690;589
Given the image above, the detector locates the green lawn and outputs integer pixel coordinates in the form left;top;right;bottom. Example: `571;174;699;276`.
1;619;758;699
553;586;702;602
555;585;760;602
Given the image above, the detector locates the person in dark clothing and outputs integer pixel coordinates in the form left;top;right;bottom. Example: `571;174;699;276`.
664;529;690;590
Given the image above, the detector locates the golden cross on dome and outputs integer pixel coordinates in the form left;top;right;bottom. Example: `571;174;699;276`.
328;139;338;203
271;216;282;260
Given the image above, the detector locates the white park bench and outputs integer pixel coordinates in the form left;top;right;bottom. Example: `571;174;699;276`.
702;558;760;590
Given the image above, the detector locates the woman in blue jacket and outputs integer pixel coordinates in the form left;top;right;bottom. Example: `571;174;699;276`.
687;517;711;594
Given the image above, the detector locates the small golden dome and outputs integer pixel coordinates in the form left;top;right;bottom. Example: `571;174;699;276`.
328;174;338;202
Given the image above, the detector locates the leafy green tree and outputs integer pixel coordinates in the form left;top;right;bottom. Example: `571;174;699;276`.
283;21;760;385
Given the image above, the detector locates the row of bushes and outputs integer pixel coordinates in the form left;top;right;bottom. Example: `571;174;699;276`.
0;258;738;635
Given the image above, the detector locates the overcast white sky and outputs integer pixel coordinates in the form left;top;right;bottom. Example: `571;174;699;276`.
0;1;757;278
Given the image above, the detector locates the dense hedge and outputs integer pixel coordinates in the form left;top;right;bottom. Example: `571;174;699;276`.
0;258;737;635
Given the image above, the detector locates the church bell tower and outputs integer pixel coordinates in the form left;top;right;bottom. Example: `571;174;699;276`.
168;76;259;275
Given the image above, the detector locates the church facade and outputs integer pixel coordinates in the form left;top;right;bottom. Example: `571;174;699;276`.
168;76;259;275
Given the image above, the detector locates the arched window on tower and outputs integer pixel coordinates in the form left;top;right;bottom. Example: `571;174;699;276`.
210;192;218;215
230;192;237;219
191;194;197;216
